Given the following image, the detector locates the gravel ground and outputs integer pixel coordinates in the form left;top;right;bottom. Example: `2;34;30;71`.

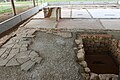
0;31;83;80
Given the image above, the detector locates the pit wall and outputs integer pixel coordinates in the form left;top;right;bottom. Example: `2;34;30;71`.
75;34;119;80
0;3;48;34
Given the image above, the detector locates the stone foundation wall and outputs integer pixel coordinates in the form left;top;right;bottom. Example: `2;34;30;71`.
75;34;119;80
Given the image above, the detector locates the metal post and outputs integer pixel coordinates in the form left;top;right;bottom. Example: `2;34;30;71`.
33;0;36;7
11;0;16;16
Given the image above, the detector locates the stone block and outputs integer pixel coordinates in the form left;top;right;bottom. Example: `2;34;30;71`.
85;67;90;73
29;51;39;61
6;48;19;60
90;73;99;80
0;48;7;56
17;57;30;64
79;61;87;68
0;58;8;66
6;58;19;66
77;52;84;61
21;60;35;71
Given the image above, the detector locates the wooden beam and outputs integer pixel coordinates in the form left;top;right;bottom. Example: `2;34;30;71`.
11;0;16;16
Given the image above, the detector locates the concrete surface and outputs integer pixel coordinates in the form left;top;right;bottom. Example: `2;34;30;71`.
0;15;21;34
24;19;57;28
88;9;120;18
72;9;91;18
57;19;104;29
61;9;71;18
32;11;44;19
100;19;120;30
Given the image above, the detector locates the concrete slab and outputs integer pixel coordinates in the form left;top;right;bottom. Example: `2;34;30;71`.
72;9;91;18
70;1;94;4
100;19;120;30
88;9;120;18
32;11;44;19
57;19;104;29
20;7;39;21
0;15;21;34
24;19;57;28
61;9;71;18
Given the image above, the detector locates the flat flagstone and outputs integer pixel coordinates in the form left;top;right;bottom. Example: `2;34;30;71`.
24;19;57;28
88;9;120;18
72;9;91;18
100;19;120;30
57;19;104;29
61;9;71;18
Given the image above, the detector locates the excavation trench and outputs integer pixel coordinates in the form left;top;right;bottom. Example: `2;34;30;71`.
80;34;119;74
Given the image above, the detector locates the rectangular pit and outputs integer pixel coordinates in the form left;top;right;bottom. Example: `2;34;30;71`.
80;34;119;74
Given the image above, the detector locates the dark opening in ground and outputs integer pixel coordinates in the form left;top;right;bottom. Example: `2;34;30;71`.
81;34;119;74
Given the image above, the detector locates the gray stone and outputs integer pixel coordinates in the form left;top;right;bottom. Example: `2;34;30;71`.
79;61;87;68
90;73;99;80
0;58;8;66
17;57;30;64
77;52;84;61
1;48;11;59
21;60;35;71
6;58;19;66
15;50;31;59
29;51;39;61
85;67;90;73
6;48;19;60
75;40;81;44
32;57;42;63
0;48;7;56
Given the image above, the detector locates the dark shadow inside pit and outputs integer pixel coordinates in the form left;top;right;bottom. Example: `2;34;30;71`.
81;34;119;74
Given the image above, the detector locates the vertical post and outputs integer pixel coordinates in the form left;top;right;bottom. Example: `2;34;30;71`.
33;0;36;7
11;0;16;16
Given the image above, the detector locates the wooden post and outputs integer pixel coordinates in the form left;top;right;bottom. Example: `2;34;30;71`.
33;0;36;7
11;0;16;16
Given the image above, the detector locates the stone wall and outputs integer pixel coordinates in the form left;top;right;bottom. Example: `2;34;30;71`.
75;33;119;80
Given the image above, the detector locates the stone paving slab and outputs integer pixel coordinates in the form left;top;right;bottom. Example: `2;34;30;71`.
57;19;104;29
61;9;71;18
24;19;57;28
100;19;120;30
88;9;120;18
72;9;91;18
32;11;44;19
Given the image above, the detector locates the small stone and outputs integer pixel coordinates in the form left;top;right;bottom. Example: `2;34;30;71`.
79;61;87;68
21;60;35;71
33;57;42;63
29;51;39;61
78;49;84;53
75;40;81;45
6;58;19;66
78;44;84;49
90;73;99;80
20;47;28;52
77;52;84;61
85;67;90;73
81;73;90;80
17;57;30;64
